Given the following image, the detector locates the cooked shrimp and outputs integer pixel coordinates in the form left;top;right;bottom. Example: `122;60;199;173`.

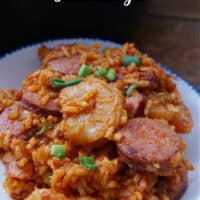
58;77;127;145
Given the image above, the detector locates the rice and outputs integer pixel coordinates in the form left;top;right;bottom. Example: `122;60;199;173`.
0;42;194;200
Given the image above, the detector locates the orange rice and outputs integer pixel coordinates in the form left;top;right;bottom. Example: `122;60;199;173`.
0;42;194;200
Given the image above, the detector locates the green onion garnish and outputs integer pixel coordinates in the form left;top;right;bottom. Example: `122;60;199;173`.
80;156;98;170
50;144;66;158
78;64;92;77
122;56;141;67
50;78;65;83
126;84;137;96
106;69;116;81
37;120;53;136
95;68;107;77
51;78;83;88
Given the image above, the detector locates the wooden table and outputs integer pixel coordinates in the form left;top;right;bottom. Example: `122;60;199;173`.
131;0;200;90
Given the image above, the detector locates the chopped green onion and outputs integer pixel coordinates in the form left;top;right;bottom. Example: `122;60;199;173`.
126;84;137;96
106;69;116;81
122;56;141;67
51;78;83;88
80;156;98;170
78;64;92;77
50;144;66;158
50;78;65;83
95;68;107;77
37;120;53;136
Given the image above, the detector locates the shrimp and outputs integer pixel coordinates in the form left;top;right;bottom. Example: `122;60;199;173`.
58;77;127;145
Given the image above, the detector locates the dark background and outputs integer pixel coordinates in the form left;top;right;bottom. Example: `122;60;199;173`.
0;0;146;54
0;0;199;89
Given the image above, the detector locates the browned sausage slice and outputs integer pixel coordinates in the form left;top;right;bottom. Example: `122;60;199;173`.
125;93;146;118
0;103;40;143
117;118;182;174
22;90;60;115
48;56;81;75
0;103;24;137
6;159;34;180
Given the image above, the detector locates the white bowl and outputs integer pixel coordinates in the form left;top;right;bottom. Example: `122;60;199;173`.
0;38;199;200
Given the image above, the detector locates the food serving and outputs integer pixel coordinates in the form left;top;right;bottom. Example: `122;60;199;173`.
0;42;194;200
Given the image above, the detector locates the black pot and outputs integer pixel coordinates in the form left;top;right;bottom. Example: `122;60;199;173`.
0;0;147;55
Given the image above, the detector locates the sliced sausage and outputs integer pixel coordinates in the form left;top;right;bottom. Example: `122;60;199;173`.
117;118;182;174
0;103;24;137
0;103;40;142
22;68;61;115
25;189;68;200
22;90;60;115
125;93;146;118
6;159;34;180
48;55;81;75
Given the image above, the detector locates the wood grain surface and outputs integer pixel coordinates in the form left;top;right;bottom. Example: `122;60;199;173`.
131;0;200;90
